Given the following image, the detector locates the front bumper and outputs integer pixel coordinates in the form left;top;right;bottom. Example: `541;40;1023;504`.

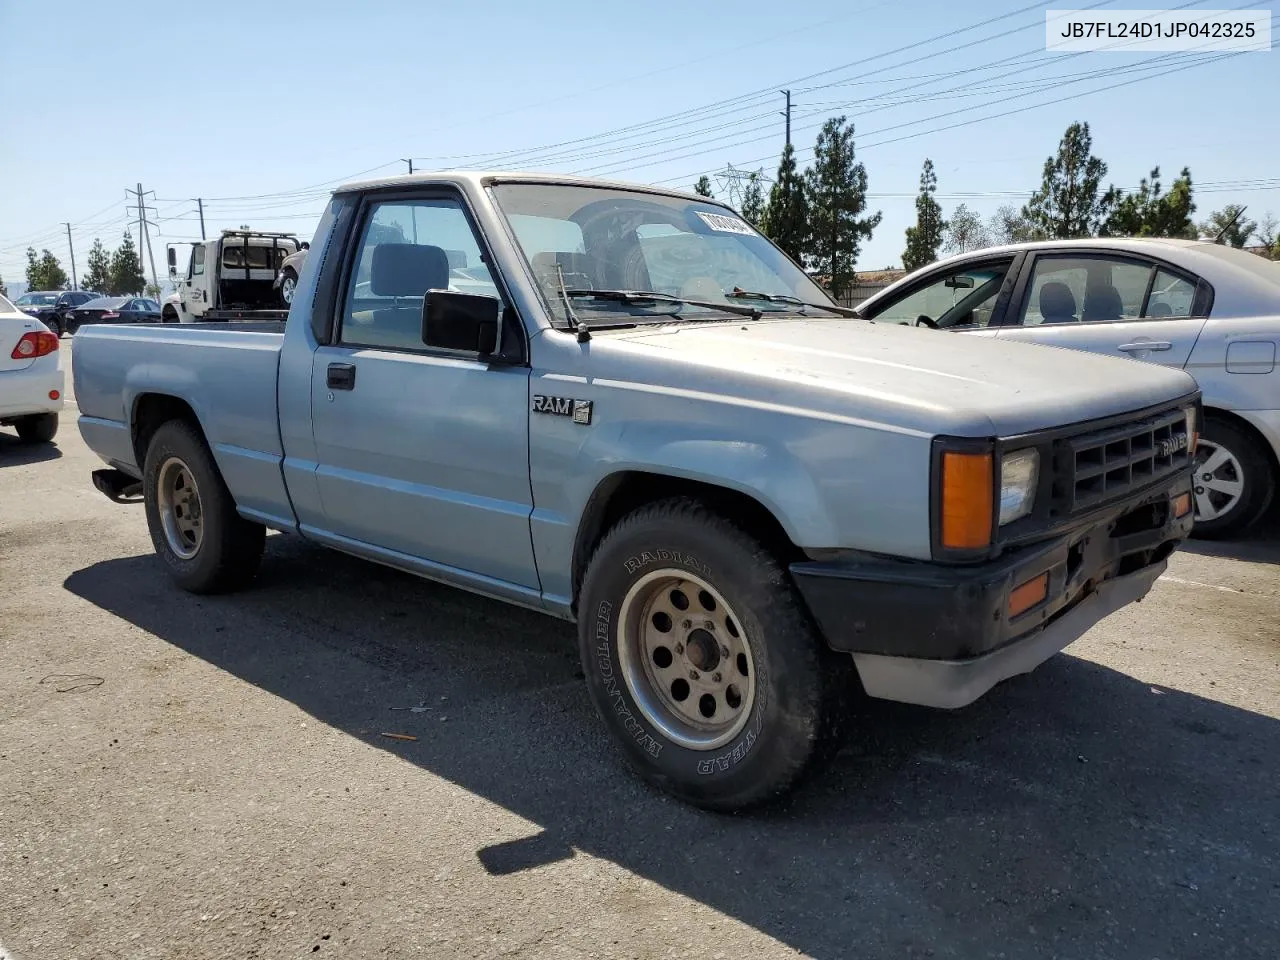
790;476;1193;709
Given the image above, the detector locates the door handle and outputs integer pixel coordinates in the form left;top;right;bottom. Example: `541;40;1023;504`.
1118;341;1172;352
327;362;356;390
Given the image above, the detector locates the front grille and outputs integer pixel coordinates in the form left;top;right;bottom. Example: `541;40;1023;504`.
1054;407;1190;513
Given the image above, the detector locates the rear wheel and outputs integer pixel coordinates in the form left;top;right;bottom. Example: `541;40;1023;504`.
142;420;265;593
45;315;63;338
1190;416;1275;539
14;413;58;443
578;498;850;811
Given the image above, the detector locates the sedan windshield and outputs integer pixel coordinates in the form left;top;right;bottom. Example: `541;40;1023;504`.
491;182;838;327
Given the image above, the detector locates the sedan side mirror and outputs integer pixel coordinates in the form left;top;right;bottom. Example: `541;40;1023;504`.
422;290;499;355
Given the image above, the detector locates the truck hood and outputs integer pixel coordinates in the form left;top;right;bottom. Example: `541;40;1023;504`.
610;318;1198;437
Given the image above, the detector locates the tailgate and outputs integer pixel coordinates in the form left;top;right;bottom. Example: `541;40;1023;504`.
0;315;44;371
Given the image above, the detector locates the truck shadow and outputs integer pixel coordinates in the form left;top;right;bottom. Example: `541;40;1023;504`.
65;537;1279;959
0;432;63;466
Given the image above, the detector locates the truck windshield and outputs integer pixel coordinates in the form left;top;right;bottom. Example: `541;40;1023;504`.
490;183;838;327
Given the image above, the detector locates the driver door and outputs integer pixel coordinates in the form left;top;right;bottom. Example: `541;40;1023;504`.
861;256;1019;340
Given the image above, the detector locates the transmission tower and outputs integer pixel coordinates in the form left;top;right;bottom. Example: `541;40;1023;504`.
713;164;767;208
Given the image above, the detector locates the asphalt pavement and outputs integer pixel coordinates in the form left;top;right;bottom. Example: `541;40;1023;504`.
1;355;1277;959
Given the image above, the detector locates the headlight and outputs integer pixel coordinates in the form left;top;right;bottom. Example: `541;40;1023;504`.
1184;405;1198;455
999;448;1039;525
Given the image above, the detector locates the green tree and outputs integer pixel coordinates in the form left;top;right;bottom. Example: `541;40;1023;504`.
760;142;810;264
804;116;881;297
943;204;991;254
0;272;7;297
988;204;1041;245
1023;122;1117;238
108;231;146;295
82;238;112;294
902;159;946;270
25;247;69;290
1199;205;1257;247
1104;166;1196;238
145;283;162;299
694;176;714;198
739;171;765;226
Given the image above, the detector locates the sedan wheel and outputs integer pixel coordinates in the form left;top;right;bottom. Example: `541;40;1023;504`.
1189;418;1276;540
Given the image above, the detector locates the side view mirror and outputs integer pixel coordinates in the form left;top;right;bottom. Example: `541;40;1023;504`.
422;290;499;355
166;247;177;276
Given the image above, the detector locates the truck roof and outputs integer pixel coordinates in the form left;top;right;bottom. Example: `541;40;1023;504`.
333;170;720;206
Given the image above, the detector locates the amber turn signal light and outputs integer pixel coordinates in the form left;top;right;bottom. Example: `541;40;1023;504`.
1173;492;1192;519
1008;573;1049;619
940;450;994;550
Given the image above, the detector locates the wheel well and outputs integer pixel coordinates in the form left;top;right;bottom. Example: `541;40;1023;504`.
571;471;801;611
131;394;203;467
1203;406;1280;474
161;304;178;319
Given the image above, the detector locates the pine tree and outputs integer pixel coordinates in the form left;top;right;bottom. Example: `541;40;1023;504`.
1104;167;1196;238
109;231;146;295
1023;122;1117;238
739;172;765;226
804;117;881;298
83;238;112;294
902;159;945;270
25;247;69;290
760;143;811;264
694;176;714;198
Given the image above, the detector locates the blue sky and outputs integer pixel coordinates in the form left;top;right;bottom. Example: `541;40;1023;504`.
1;0;1277;289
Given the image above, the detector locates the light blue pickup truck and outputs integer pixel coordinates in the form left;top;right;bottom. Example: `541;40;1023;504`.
76;172;1200;810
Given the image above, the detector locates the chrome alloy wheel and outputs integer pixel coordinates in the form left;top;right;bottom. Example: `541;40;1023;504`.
1192;439;1245;523
616;568;756;751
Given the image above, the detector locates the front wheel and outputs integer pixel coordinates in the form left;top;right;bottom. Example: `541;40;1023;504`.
14;412;58;443
278;269;297;307
1190;418;1275;539
578;498;849;811
142;420;265;593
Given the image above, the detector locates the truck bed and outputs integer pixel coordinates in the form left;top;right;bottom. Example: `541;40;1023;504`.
73;323;291;526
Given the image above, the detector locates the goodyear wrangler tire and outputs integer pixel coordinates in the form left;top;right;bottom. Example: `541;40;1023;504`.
578;497;846;811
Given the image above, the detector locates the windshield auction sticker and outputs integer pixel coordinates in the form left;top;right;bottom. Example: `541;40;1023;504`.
1046;9;1271;51
695;212;757;236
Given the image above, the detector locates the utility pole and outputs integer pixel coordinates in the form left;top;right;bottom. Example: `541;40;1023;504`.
194;198;206;240
780;89;792;147
63;222;78;289
402;159;418;242
126;183;161;294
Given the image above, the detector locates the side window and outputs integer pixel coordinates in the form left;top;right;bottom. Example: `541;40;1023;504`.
1018;256;1153;325
866;260;1013;329
192;246;206;277
340;197;501;351
1144;269;1198;318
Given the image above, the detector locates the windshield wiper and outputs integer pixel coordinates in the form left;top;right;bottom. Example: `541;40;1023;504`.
563;289;764;322
726;289;861;317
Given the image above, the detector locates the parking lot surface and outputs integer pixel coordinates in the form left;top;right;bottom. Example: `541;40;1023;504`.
2;369;1278;959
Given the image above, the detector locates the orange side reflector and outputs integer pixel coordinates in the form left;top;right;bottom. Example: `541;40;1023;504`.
1173;492;1192;519
941;451;993;549
1008;573;1049;619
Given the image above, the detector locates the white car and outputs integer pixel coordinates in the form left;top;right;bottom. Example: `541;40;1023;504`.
857;238;1280;538
0;292;64;444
